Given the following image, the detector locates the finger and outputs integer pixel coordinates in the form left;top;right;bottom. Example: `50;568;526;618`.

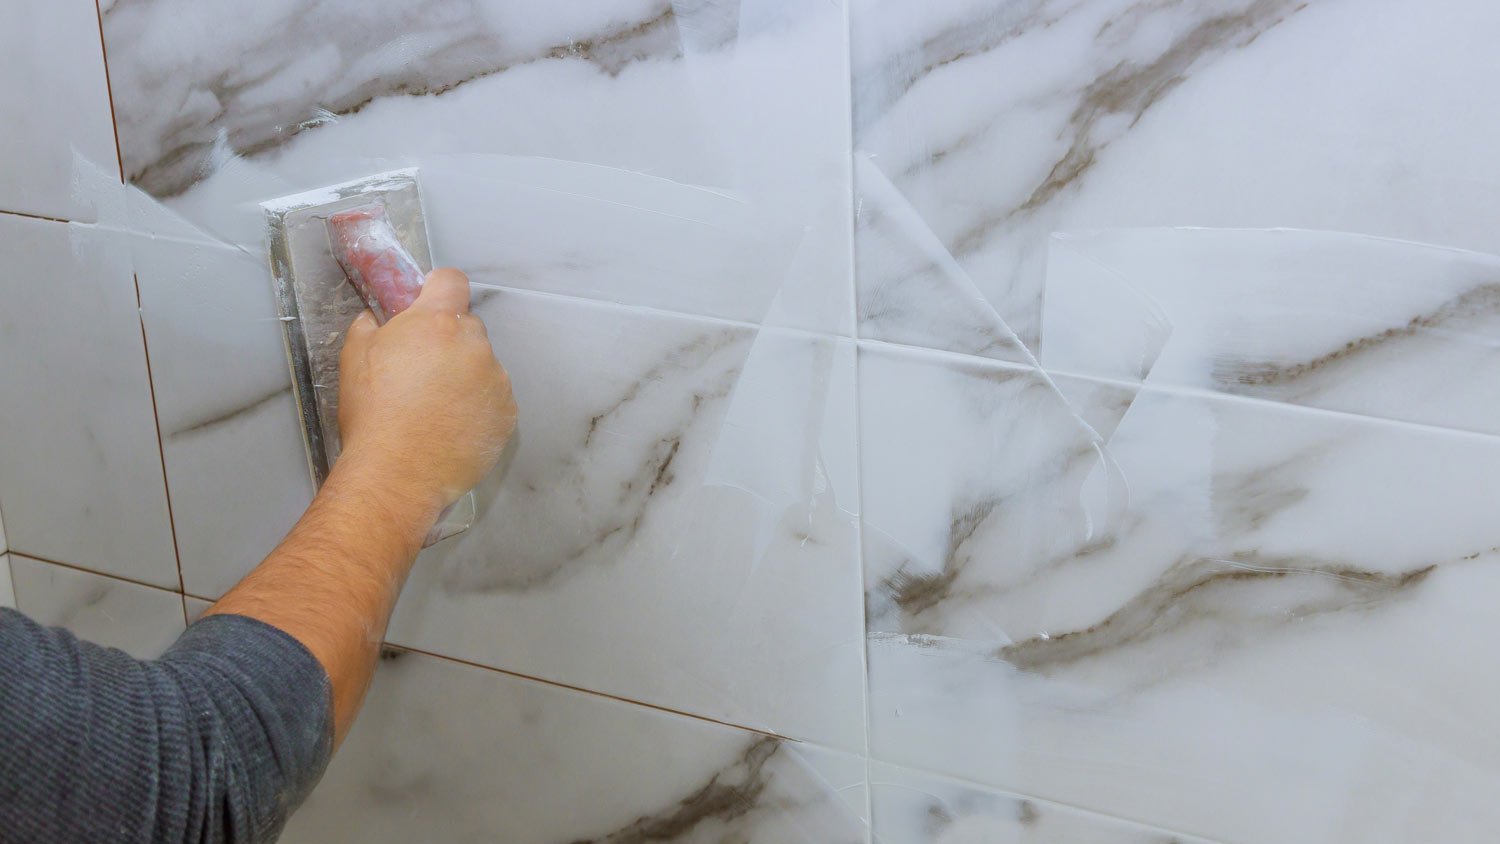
341;309;378;367
412;267;472;315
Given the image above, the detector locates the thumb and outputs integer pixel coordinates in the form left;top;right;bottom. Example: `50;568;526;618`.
411;267;472;315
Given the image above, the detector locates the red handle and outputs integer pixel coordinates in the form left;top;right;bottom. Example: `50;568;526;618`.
328;204;424;323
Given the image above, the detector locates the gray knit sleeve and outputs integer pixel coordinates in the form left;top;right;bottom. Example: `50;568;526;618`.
0;608;334;844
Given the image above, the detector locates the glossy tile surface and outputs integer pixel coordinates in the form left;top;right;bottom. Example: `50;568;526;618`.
852;0;1500;359
169;284;866;749
1040;228;1500;435
860;344;1500;843
92;0;866;747
0;556;13;610
275;641;868;841
0;215;178;587
100;0;852;334
0;0;118;221
869;762;1215;844
386;289;865;749
19;0;1492;840
10;556;185;659
132;233;313;595
192;594;869;843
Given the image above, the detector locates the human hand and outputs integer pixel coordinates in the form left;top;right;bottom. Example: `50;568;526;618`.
336;268;517;521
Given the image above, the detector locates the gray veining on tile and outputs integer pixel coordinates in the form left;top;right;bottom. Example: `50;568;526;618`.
277;645;867;843
853;0;1313;353
996;556;1437;675
0;218;178;587
9;556;186;659
431;304;753;594
1040;228;1500;434
870;760;1217;843
104;0;684;197
59;1;1500;841
863;343;1500;842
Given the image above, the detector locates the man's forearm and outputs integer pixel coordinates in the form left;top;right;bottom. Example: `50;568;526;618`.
205;450;439;743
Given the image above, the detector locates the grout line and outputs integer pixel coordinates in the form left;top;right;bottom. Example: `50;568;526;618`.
19;195;1499;450
177;586;801;742
4;562;1146;839
93;0;126;183
130;272;188;596
459;280;1500;448
11;552;180;595
855;335;1500;445
30;569;813;753
837;0;876;837
469;279;855;346
377;642;794;741
0;208;72;225
859;756;1233;844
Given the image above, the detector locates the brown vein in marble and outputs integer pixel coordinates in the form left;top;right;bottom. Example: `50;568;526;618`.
584;332;744;450
170;292;499;439
854;267;1025;358
569;737;780;843
947;0;1309;257
880;495;1005;621
875;437;1103;633
167;383;292;438
439;329;747;594
1211;448;1318;535
853;0;1063;135
115;3;680;197
546;6;678;71
997;555;1435;673
1216;282;1500;393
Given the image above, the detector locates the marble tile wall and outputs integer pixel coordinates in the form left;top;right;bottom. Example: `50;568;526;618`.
188;594;869;844
11;556;185;659
2;0;1499;841
0;0;118;221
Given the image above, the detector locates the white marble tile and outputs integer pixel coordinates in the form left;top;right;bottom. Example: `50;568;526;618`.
131;233;314;597
869;762;1214;844
0;0;119;221
852;0;1500;359
279;646;867;843
84;1;1500;839
1041;228;1500;435
0;215;179;587
170;285;865;748
9;556;185;659
184;596;210;621
0;555;13;610
100;0;853;334
191;593;868;840
94;0;865;754
860;343;1500;843
386;289;866;750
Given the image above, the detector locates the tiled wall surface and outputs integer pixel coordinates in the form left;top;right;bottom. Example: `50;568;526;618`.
5;1;1500;841
11;556;184;659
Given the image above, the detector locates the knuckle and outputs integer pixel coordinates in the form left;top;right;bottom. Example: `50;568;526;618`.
427;267;469;287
